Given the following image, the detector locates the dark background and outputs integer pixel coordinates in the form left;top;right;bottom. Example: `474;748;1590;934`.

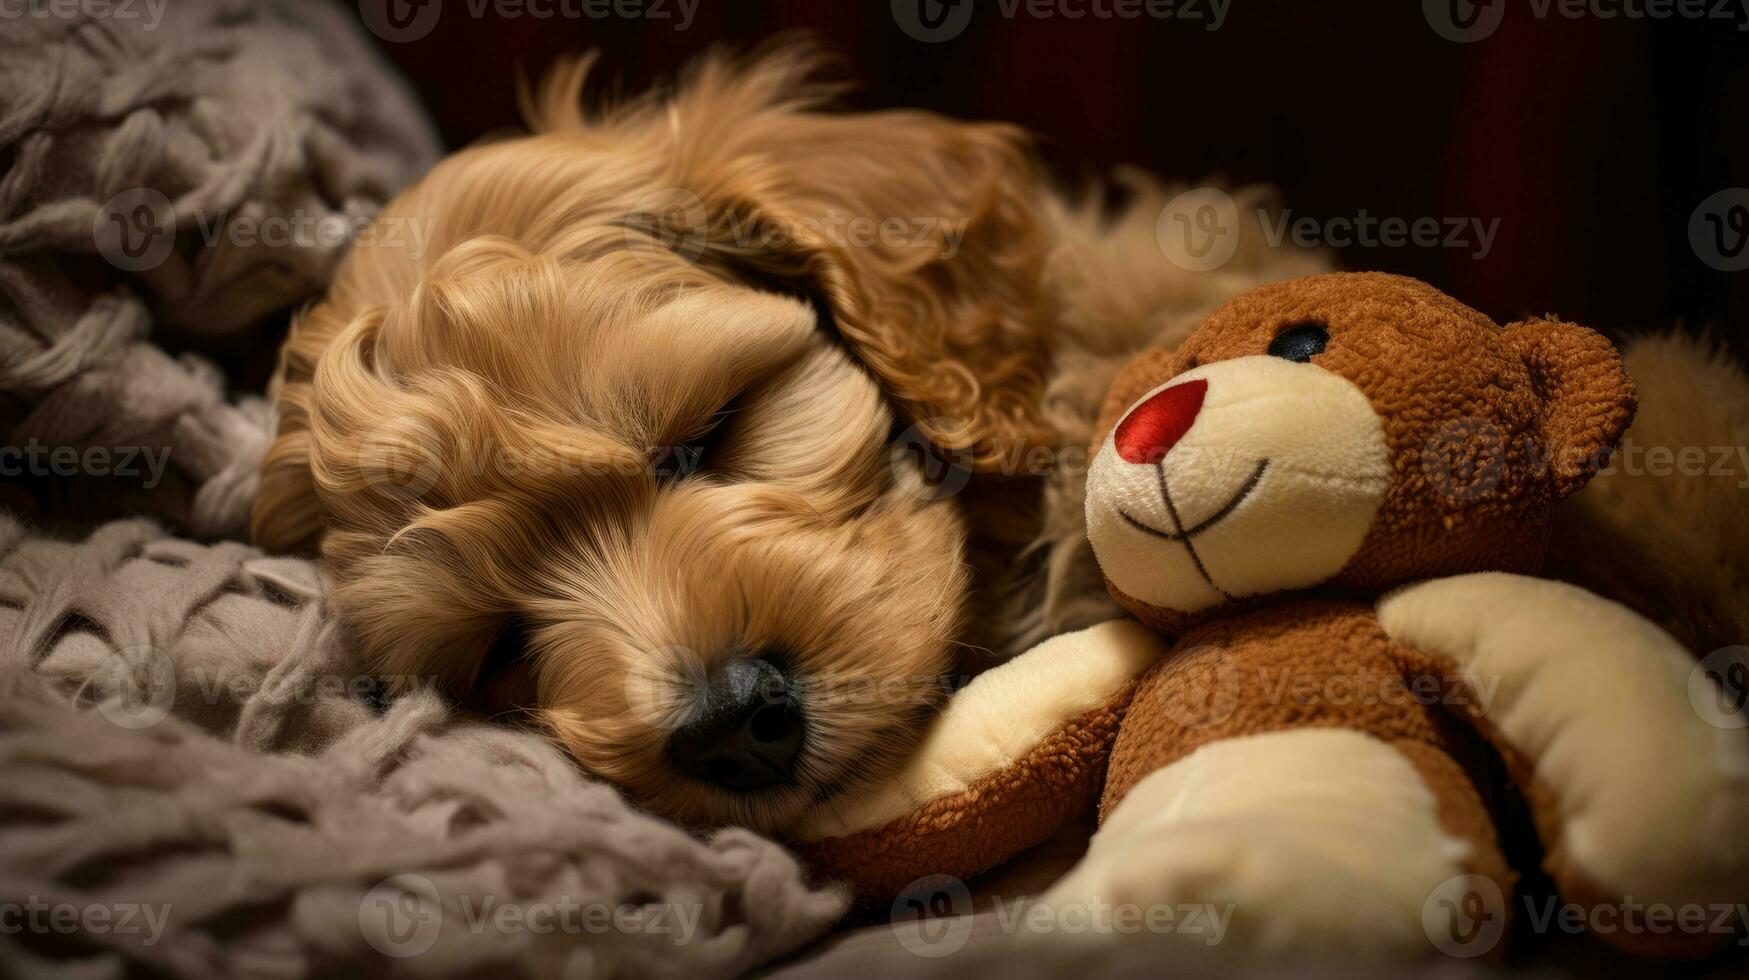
353;0;1749;353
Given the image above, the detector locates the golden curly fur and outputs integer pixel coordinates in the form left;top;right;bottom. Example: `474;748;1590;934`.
252;44;1077;833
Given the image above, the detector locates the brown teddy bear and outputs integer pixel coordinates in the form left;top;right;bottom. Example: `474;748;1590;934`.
791;272;1749;957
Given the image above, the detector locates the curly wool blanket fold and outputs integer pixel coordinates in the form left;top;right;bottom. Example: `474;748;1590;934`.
0;514;847;979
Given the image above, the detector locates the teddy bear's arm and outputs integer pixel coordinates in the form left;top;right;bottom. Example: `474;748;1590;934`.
788;619;1167;904
1378;572;1749;953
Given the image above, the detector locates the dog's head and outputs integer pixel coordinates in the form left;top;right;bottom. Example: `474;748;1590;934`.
252;47;1053;832
1087;272;1635;634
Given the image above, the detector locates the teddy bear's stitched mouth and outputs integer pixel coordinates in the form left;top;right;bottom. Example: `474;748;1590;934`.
1118;457;1269;543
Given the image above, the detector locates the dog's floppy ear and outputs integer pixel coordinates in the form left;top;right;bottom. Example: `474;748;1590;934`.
732;112;1054;470
625;45;1056;470
1506;317;1637;499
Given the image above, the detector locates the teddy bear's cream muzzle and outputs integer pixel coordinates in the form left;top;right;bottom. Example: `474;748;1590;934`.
1086;355;1393;612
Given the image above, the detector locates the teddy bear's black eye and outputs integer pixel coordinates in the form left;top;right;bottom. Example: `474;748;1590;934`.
1268;323;1329;362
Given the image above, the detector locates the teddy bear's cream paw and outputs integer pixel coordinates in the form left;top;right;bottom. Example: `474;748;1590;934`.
1029;728;1475;956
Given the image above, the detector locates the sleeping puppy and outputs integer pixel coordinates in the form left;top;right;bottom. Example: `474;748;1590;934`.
251;46;1062;833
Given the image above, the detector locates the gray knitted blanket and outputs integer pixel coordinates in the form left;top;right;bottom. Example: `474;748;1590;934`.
0;3;848;977
0;515;845;979
0;0;440;538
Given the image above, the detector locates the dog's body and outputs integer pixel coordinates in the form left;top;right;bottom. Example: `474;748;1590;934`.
260;48;1029;832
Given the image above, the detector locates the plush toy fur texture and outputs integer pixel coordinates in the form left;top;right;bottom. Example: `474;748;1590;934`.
796;273;1749;959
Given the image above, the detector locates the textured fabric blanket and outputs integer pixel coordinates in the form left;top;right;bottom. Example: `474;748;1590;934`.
0;514;846;978
0;0;439;538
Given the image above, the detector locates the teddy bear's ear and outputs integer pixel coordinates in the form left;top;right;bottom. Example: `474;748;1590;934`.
1505;317;1637;499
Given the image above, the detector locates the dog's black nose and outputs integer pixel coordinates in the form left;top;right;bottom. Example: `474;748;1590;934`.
668;656;804;791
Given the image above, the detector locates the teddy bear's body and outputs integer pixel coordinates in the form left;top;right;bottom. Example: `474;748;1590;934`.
1072;575;1741;957
795;273;1749;958
1100;597;1494;830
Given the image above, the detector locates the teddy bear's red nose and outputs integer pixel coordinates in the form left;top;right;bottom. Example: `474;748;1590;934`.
1114;378;1207;464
